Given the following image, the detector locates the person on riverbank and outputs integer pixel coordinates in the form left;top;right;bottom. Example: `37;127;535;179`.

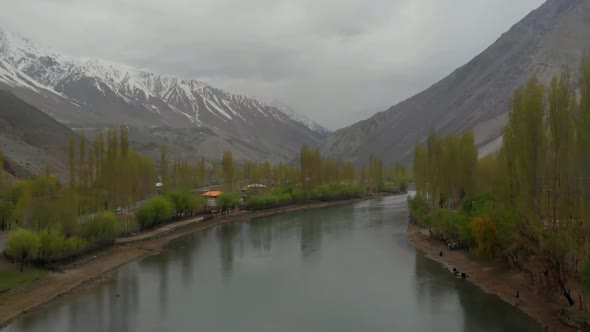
515;290;520;305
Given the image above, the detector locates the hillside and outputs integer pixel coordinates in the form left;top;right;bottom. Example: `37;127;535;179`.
0;29;329;163
322;0;590;164
0;90;76;179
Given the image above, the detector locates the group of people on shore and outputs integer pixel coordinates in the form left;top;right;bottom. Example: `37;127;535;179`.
439;250;520;306
439;251;468;279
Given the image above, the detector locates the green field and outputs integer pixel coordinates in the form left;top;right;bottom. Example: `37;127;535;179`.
0;267;46;293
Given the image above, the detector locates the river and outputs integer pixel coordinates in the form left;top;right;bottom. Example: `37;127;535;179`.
3;195;542;332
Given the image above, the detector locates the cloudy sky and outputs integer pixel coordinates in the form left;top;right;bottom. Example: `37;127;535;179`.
0;0;544;130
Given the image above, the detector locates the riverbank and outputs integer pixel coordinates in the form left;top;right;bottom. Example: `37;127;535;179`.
0;196;370;328
408;226;574;332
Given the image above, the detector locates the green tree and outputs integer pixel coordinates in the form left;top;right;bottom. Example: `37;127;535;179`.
222;151;234;191
161;145;168;188
120;125;129;158
6;229;41;272
68;136;76;188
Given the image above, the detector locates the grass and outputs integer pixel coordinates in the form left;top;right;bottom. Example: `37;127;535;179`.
0;266;47;293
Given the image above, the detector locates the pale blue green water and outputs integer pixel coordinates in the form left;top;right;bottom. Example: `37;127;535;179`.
3;195;542;332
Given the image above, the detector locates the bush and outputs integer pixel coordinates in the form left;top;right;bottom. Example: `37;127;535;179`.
79;212;122;246
247;185;361;210
164;191;204;218
5;229;41;271
247;195;280;210
62;236;87;257
217;192;241;211
136;196;174;229
399;180;408;192
409;194;430;226
312;184;363;201
461;193;495;217
37;230;66;262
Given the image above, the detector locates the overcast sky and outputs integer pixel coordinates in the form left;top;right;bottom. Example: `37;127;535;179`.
0;0;545;130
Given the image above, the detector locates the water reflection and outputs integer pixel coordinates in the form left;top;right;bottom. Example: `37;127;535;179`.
3;196;543;332
413;251;542;332
299;214;323;259
216;224;237;281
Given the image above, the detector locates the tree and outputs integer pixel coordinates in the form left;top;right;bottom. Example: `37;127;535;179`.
160;145;168;188
79;134;87;188
196;158;207;187
68;136;76;188
6;229;41;272
120;125;129;158
222;151;234;191
503;77;546;214
368;156;383;192
217;192;240;212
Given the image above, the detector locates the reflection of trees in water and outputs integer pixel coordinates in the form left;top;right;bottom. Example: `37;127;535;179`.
455;281;542;332
413;252;458;308
299;215;323;259
178;236;199;287
248;218;273;253
108;266;140;332
216;223;239;281
8;269;140;332
413;252;541;332
158;254;169;313
298;207;357;260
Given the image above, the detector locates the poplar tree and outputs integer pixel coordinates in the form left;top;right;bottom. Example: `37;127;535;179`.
222;151;234;191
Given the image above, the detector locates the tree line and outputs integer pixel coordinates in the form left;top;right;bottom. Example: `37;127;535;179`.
410;59;590;308
1;128;410;271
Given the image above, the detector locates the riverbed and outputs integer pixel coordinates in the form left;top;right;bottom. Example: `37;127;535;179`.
2;195;542;332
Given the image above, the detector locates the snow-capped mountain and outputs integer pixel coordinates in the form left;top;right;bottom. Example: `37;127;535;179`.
266;100;331;137
0;28;326;162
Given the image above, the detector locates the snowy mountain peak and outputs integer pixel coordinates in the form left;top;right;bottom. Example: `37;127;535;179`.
267;100;332;137
0;28;329;137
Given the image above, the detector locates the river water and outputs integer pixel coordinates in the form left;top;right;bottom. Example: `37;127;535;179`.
3;195;542;332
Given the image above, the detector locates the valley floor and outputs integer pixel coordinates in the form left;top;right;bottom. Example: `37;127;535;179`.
409;226;579;332
0;197;372;328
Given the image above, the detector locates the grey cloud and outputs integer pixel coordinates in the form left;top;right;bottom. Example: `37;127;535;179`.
0;0;545;129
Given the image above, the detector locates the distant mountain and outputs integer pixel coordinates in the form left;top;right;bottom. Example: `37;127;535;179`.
0;29;325;162
322;0;590;165
0;90;76;180
265;100;331;137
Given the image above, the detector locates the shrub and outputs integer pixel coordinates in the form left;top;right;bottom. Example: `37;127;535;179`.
312;184;363;201
409;194;430;226
62;236;87;258
217;192;241;211
136;196;174;229
37;230;66;262
247;195;280;210
79;212;122;246
5;229;41;271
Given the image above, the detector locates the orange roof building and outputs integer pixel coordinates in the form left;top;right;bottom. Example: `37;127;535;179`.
201;190;223;198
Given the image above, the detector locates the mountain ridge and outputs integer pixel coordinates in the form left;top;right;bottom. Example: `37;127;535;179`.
322;0;590;165
0;28;328;163
0;89;76;180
